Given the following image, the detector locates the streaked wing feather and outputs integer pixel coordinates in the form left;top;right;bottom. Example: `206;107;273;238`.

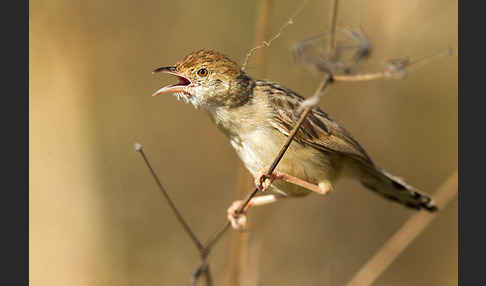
257;81;373;166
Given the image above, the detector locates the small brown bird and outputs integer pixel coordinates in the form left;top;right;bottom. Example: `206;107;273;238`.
152;49;436;230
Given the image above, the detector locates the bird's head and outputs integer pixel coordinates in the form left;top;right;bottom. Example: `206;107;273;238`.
152;49;253;109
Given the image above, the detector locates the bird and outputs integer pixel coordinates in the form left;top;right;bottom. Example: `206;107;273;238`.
152;49;437;230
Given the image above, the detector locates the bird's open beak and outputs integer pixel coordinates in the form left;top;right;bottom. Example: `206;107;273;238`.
151;66;191;96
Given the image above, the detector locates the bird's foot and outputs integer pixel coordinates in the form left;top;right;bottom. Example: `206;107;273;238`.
256;169;334;196
227;200;248;231
254;169;282;192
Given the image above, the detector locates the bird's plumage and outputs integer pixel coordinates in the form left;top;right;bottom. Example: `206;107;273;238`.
153;49;437;212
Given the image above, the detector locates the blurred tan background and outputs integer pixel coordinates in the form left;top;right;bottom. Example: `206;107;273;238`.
29;0;457;285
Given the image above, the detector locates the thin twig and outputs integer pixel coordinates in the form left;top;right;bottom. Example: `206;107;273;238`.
204;265;213;286
136;143;212;285
345;171;458;286
332;48;453;82
204;221;231;253
333;72;388;82
135;143;205;253
191;260;211;286
262;77;331;182
241;0;309;70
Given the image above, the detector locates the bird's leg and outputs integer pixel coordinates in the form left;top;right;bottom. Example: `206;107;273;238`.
227;194;286;231
255;168;333;195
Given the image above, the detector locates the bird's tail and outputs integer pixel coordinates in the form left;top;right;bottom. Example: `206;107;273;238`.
359;165;437;212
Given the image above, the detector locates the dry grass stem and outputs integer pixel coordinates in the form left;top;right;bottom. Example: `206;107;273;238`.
230;0;273;285
327;0;339;57
345;171;458;286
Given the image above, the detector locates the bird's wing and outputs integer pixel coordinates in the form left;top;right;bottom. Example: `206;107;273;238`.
256;81;373;166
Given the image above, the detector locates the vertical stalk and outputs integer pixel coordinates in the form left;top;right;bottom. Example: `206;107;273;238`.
253;0;273;79
229;1;273;285
327;0;339;58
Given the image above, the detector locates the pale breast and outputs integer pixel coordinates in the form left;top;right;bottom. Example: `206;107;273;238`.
229;126;337;196
229;128;283;176
207;87;339;196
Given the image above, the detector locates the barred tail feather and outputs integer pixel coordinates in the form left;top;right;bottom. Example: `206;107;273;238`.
360;166;437;212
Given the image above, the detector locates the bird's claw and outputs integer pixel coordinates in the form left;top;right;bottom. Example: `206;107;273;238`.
255;169;280;192
227;200;248;231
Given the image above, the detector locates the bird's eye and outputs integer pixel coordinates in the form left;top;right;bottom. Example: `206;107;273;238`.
197;68;209;77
